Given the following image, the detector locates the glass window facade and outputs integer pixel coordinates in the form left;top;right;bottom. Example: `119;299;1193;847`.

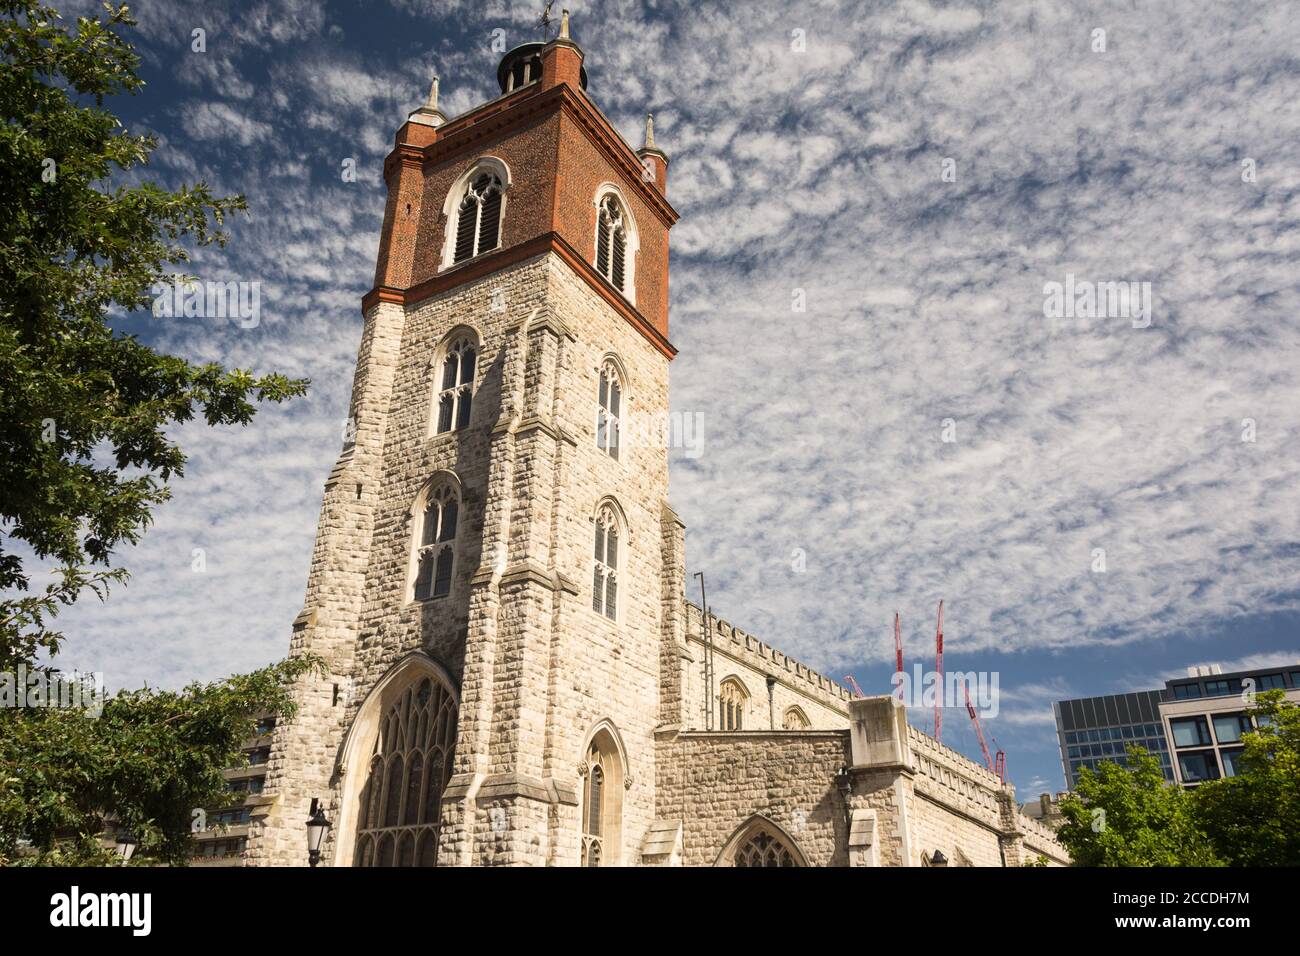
1171;716;1213;748
1220;748;1245;777
1054;690;1173;789
1177;751;1220;783
1211;713;1251;745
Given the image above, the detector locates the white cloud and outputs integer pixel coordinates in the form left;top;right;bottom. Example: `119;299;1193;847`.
32;0;1300;702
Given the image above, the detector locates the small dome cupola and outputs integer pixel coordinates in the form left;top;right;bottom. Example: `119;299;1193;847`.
497;41;589;93
496;10;588;94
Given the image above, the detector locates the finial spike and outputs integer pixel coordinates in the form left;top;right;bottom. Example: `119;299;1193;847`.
560;8;570;40
426;75;440;111
644;113;655;149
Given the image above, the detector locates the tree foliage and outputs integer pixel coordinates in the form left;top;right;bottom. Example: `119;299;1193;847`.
1057;746;1224;866
0;655;322;865
1194;690;1300;866
0;1;307;667
1058;690;1300;866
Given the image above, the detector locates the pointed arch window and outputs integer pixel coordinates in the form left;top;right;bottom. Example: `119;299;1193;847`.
580;726;624;866
435;336;476;434
452;172;503;264
592;505;619;621
413;482;458;601
582;742;606;866
354;675;457;867
782;706;811;730
719;678;748;731
596;361;621;459
595;194;628;293
734;829;798;867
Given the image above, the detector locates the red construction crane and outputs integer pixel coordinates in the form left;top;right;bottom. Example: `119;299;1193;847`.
893;611;904;700
844;675;865;698
933;600;944;743
964;683;994;773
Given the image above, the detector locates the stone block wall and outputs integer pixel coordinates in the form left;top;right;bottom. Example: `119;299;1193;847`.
655;730;851;866
252;243;676;866
848;701;1069;867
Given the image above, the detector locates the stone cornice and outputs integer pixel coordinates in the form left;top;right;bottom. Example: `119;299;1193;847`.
360;232;677;360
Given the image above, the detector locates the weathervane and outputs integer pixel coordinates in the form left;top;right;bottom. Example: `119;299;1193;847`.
538;2;558;41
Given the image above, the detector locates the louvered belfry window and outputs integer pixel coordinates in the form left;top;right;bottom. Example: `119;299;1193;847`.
595;195;628;292
592;506;619;620
452;173;503;264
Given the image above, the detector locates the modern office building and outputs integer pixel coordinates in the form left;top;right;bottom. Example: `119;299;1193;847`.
1158;663;1300;786
191;714;277;865
1053;662;1300;791
1052;690;1172;789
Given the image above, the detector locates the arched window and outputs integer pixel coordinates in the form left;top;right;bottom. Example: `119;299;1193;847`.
595;194;629;293
735;829;798;867
782;706;810;730
580;724;625;866
719;678;748;731
592;505;619;621
434;335;476;434
720;817;806;867
582;742;606;866
413;482;458;601
596;360;621;459
354;674;457;867
451;172;503;264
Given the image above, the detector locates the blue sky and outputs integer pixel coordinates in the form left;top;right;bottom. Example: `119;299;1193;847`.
32;0;1300;798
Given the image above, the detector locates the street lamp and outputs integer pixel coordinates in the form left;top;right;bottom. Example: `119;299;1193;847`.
306;798;331;868
834;765;853;826
114;831;137;866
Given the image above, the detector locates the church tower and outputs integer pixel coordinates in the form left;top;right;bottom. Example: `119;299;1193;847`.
250;11;681;866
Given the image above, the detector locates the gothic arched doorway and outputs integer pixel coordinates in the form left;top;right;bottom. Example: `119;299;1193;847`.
335;654;458;867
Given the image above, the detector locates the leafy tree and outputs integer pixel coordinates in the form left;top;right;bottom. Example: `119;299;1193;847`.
0;655;321;865
0;1;307;667
1057;746;1223;866
1194;689;1300;866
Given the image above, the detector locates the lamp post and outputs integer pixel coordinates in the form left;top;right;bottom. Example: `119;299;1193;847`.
834;765;853;827
306;798;331;868
114;831;137;866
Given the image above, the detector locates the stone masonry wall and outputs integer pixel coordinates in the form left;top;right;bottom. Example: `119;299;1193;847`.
904;722;1069;866
249;297;407;866
656;731;851;866
254;240;674;866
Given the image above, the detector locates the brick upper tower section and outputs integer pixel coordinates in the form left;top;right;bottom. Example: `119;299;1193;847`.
365;14;679;357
